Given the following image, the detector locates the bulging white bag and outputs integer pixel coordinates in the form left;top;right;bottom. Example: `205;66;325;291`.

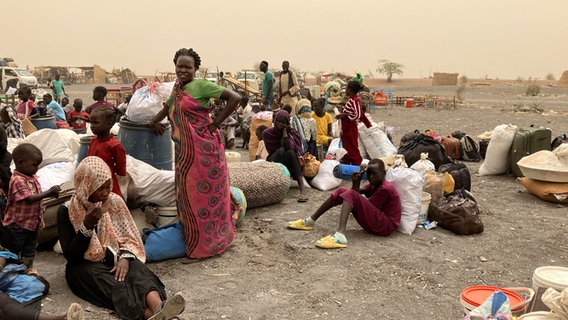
386;166;424;235
310;160;342;191
410;153;435;175
16;129;79;167
479;124;517;176
126;155;175;206
126;82;175;122
358;123;397;159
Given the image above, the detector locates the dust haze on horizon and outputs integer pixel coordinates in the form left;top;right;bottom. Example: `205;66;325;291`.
3;0;567;80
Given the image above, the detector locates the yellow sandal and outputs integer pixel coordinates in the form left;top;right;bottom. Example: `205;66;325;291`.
287;219;314;230
315;235;347;249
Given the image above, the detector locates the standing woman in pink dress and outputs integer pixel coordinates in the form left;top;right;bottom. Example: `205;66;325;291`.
150;48;241;259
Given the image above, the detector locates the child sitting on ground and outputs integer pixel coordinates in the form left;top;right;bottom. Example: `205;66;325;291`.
287;158;401;249
85;86;115;114
2;144;61;272
255;125;269;160
0;104;25;139
67;98;90;134
87;107;126;198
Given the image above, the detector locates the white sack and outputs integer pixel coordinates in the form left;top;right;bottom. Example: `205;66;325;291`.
11;129;79;168
310;160;342;191
410;153;436;175
386;166;424;235
358;123;397;159
126;82;174;122
37;161;76;190
126;155;175;206
358;135;369;160
479;124;517;176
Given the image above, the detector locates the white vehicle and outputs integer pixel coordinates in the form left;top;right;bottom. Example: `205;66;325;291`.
236;70;260;89
0;67;38;90
205;70;220;84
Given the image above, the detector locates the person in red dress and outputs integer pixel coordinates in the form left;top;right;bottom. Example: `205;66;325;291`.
86;108;126;198
335;81;371;165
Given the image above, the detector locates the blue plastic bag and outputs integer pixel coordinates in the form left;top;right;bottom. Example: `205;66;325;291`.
143;222;186;262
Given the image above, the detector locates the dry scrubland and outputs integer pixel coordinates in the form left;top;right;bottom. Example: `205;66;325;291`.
35;80;568;319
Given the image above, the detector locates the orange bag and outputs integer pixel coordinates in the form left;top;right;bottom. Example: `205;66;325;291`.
302;152;320;178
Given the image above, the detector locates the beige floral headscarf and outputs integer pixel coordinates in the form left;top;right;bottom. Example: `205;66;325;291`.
69;156;145;262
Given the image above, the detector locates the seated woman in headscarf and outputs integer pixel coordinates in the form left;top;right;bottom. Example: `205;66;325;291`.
57;156;185;320
291;99;318;158
263;110;308;202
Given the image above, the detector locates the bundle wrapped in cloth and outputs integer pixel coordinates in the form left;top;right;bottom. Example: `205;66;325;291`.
517;144;568;183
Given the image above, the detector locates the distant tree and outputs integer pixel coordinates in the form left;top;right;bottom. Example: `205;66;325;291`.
459;75;468;84
546;73;555;81
526;82;541;96
376;59;404;83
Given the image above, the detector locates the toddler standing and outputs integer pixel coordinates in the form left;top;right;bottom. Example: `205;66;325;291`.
2;143;60;271
87;107;126;198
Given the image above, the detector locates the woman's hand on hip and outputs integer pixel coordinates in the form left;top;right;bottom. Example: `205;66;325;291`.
149;121;166;136
208;123;218;134
111;258;130;282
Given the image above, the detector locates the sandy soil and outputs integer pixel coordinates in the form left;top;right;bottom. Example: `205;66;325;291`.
35;81;568;319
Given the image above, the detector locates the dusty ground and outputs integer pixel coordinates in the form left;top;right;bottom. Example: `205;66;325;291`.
35;81;568;319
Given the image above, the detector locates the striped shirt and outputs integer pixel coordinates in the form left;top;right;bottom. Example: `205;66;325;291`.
343;96;372;128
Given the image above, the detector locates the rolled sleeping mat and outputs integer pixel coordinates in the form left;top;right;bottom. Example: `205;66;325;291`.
333;164;368;180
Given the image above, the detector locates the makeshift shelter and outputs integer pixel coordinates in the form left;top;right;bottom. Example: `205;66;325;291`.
558;71;568;87
432;72;458;86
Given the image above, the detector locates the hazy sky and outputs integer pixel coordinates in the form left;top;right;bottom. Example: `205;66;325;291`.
4;0;567;79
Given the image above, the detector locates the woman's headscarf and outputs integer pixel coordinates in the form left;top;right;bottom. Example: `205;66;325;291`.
262;110;304;156
69;156;145;262
296;99;312;119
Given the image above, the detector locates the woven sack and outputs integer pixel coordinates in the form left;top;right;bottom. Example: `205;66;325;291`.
228;161;290;209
